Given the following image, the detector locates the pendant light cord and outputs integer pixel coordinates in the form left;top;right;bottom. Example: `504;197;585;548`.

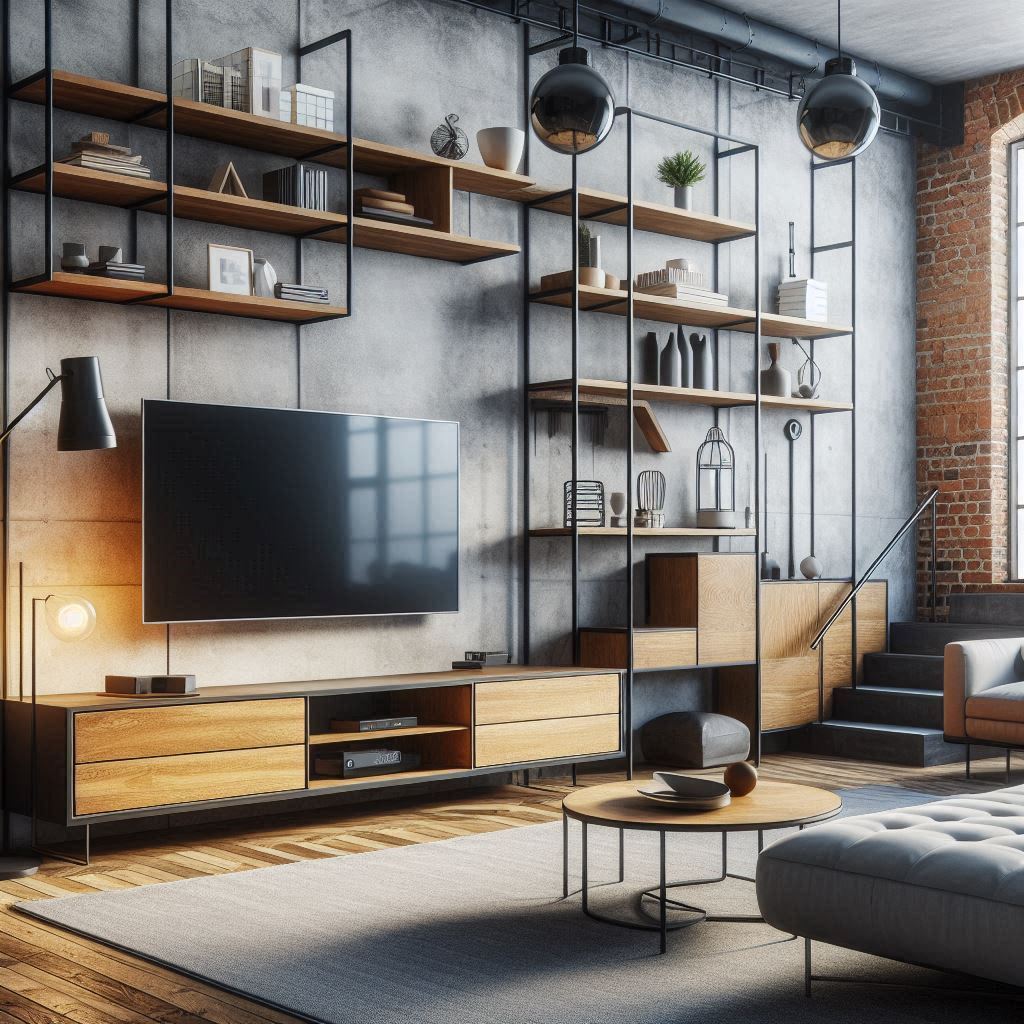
836;0;842;58
573;0;579;47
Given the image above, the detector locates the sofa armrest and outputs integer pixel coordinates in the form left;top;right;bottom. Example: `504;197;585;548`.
944;637;1024;737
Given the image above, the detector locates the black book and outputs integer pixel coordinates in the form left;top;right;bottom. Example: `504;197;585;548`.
356;207;434;229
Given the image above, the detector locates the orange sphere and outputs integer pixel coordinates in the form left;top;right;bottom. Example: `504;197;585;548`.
724;761;758;796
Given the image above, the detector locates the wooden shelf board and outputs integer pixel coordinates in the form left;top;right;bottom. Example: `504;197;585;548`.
530;526;756;538
9;72;537;200
530;379;852;414
520;185;756;243
11;163;165;207
758;313;853;340
531;284;756;329
12;271;166;303
351;217;519;262
309;723;469;745
308;767;468;791
146;288;346;323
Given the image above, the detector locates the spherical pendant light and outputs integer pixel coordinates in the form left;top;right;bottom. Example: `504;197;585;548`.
797;56;880;160
530;47;615;155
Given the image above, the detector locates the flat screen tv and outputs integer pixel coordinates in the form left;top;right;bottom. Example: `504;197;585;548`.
142;400;459;623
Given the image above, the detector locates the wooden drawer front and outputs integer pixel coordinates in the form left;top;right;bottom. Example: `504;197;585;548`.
74;698;306;764
74;745;306;816
761;660;819;732
475;675;619;725
635;630;697;669
475;714;620;767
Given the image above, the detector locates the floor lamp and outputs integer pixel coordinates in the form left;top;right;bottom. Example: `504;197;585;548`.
0;356;116;879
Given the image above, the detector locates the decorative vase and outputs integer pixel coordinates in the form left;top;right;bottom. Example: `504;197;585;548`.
609;491;627;528
476;127;525;172
677;326;692;388
253;257;278;298
97;245;122;264
579;234;601;270
61;242;88;273
642;332;660;384
800;555;823;580
674;185;693;210
760;342;791;397
659;332;681;388
690;332;713;390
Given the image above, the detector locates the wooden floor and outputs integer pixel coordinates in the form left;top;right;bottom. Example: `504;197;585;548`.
0;752;1013;1024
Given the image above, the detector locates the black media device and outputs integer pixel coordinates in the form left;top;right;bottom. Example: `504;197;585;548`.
330;716;418;733
313;750;422;779
142;400;459;623
105;674;197;696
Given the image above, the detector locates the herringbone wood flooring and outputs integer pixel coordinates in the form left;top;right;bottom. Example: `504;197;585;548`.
0;752;1012;1024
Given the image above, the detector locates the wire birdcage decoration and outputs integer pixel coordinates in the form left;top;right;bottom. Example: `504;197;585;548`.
696;426;735;529
430;114;469;160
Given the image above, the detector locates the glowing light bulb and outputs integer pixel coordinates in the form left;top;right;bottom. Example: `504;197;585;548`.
44;595;97;641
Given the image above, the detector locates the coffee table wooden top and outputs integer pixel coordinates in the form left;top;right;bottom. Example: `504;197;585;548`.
562;780;842;833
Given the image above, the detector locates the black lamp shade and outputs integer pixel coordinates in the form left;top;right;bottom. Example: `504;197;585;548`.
530;47;615;155
57;356;116;451
797;57;880;160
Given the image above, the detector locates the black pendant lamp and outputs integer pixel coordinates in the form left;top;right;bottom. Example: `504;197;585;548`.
797;1;880;160
529;2;614;155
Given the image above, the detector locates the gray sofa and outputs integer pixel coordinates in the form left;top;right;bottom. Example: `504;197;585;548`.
756;787;1024;991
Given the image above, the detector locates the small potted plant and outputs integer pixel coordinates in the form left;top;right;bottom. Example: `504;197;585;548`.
577;222;603;285
656;150;707;210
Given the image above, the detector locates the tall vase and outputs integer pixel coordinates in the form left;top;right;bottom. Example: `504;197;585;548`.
253;257;278;298
690;332;714;391
760;342;791;397
677;326;692;388
674;185;693;210
659;332;682;388
642;332;661;384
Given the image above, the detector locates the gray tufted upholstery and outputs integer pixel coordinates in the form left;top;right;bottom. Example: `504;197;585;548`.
756;786;1024;986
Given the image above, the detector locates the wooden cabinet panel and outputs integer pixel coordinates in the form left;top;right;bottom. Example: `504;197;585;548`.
697;553;756;664
819;582;853;718
760;582;820;730
74;745;306;815
74;698;306;764
855;582;888;680
578;629;696;669
761;659;819;731
646;553;698;627
474;714;620;767
474;675;619;725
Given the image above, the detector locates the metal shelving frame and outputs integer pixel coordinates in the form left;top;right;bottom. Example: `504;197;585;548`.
521;21;763;773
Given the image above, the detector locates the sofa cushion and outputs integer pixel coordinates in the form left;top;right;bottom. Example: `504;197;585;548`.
756;787;1024;987
967;681;1024;723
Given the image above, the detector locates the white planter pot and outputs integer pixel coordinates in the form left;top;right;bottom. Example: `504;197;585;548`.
477;128;526;172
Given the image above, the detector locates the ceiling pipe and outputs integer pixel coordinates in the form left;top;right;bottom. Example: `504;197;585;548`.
588;0;934;107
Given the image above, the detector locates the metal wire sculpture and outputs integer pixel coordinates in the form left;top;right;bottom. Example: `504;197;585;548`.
430;113;469;160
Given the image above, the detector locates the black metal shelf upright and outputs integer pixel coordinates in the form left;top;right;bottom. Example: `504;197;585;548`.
520;22;762;774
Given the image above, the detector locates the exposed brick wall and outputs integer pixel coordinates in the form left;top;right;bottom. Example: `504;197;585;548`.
916;71;1024;618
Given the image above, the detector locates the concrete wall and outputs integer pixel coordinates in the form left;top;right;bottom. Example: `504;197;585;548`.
3;1;917;739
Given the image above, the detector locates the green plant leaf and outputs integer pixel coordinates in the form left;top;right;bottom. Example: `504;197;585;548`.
656;150;707;188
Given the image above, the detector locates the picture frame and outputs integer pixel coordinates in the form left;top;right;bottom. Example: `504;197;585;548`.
208;243;253;295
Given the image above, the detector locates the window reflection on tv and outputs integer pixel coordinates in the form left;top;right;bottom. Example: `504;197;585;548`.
143;400;459;623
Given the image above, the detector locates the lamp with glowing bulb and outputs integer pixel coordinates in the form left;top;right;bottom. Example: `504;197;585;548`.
0;356;114;878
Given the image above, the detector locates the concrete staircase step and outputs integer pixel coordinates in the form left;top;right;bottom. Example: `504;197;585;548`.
832;685;942;729
889;621;1024;656
863;652;943;689
949;593;1024;626
794;720;1001;767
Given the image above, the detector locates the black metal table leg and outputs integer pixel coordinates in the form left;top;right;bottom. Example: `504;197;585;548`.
581;821;588;913
618;828;625;882
659;830;667;954
562;811;569;898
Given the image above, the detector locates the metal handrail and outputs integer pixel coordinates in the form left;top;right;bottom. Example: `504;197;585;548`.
810;489;939;650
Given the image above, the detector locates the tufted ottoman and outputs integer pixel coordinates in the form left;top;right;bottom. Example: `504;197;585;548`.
756;786;1024;990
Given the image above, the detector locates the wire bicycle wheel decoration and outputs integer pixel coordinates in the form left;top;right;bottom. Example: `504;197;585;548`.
430;114;469;160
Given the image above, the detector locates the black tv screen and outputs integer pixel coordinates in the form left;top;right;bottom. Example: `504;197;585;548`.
142;400;459;623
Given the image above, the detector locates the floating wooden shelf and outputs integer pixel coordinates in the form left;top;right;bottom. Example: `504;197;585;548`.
308;767;469;791
11;271;166;303
10;165;518;264
520;185;756;243
147;287;346;323
530;383;670;452
530;526;756;538
309;723;469;745
529;284;852;339
8;71;536;200
530;379;852;414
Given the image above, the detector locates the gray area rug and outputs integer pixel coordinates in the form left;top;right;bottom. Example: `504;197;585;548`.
19;786;1016;1024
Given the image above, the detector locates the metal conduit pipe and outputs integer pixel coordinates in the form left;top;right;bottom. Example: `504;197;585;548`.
589;0;934;107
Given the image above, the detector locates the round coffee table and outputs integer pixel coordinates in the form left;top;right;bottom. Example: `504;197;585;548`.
561;779;842;953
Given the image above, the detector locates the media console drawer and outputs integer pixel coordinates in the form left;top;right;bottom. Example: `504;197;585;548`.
74;698;306;764
474;674;619;725
74;744;307;816
474;714;620;767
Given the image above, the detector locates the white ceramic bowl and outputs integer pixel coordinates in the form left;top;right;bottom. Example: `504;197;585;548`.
477;127;525;172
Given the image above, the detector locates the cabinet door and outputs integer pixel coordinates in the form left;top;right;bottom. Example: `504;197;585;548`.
697;553;756;664
760;582;819;730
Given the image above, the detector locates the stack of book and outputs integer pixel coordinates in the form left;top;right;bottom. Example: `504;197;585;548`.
58;132;151;178
354;187;433;228
635;265;706;290
87;260;145;281
274;282;329;304
634;265;728;305
262;164;328;211
777;278;828;322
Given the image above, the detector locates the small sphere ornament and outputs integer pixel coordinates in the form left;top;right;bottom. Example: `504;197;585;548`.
530;47;615;155
724;761;758;797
